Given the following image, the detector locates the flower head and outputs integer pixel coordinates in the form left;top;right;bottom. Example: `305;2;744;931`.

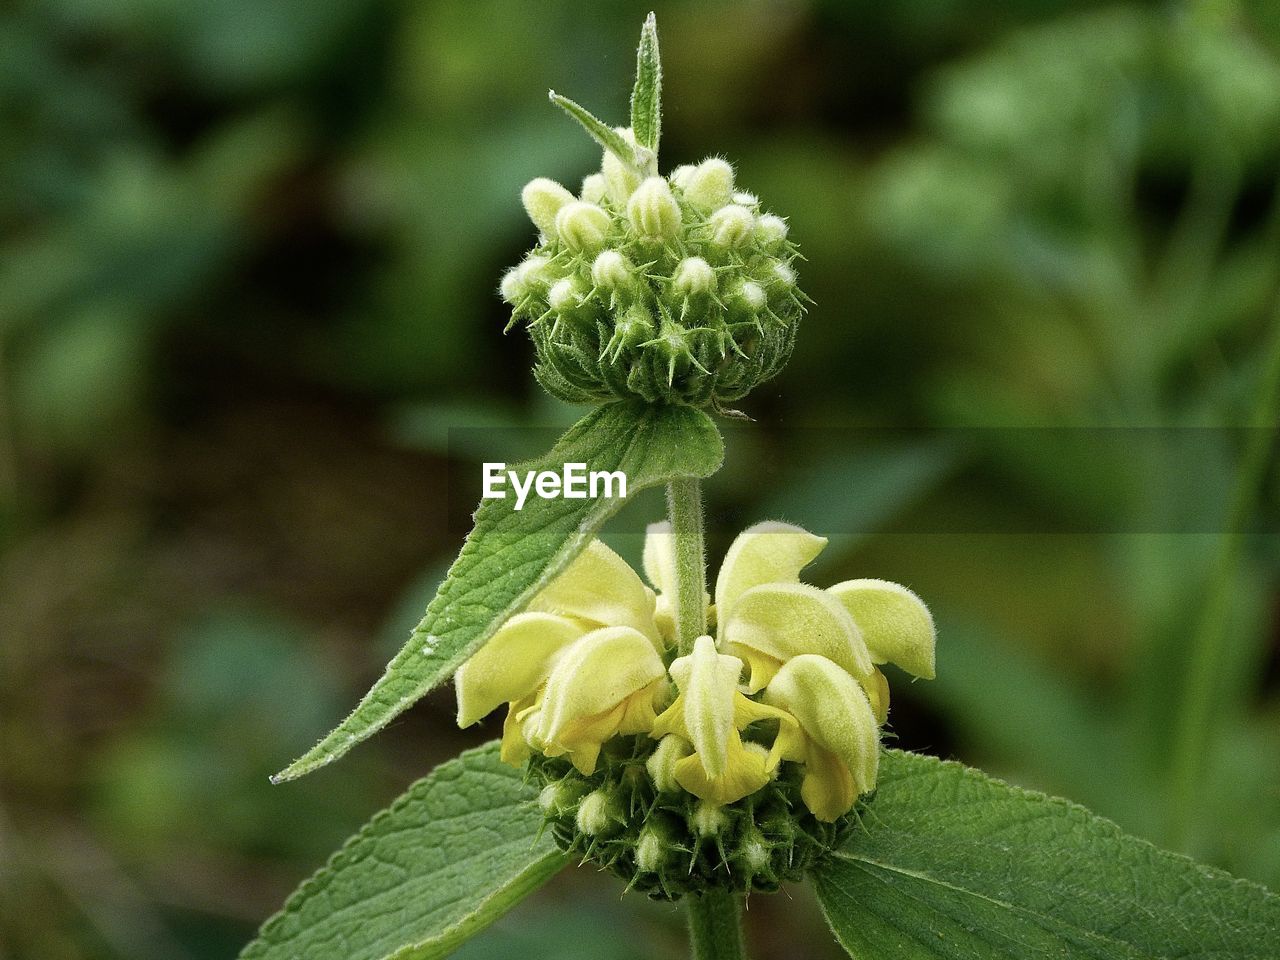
455;521;935;823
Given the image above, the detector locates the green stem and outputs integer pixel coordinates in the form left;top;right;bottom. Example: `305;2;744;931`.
667;477;707;655
1165;297;1280;849
685;888;747;960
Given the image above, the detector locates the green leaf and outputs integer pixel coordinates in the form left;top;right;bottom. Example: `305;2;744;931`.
814;750;1280;959
630;13;662;153
242;743;568;960
275;402;723;781
548;91;639;170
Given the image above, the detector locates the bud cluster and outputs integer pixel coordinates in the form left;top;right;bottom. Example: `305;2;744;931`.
501;148;807;407
529;738;851;900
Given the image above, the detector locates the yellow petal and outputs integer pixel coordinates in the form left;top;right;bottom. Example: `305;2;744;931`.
661;635;743;778
722;582;874;691
828;579;936;679
531;626;665;767
799;746;858;822
764;654;880;805
673;735;771;805
454;612;585;726
499;691;539;766
529;540;662;645
714;521;827;627
862;668;890;725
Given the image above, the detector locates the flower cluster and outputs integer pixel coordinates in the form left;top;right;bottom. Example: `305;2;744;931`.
454;522;934;894
499;143;806;408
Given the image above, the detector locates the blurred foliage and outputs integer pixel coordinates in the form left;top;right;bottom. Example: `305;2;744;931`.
1;1;1277;958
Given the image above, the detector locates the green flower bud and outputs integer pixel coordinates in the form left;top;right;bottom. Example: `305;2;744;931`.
708;204;755;248
576;788;621;836
522;177;575;237
683;157;734;211
499;267;528;304
673;256;715;298
580;173;608;205
602;127;643;204
669;164;696;191
756;214;789;245
647;733;694;792
548;275;586;313
635;821;677;873
627;176;682;240
517;254;553;289
736;280;766;313
592;250;634;290
770;261;796;288
731;191;759;208
689;800;728;838
555;201;611;252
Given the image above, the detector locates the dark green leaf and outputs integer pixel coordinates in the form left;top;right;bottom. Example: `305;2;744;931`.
242;743;568;960
274;402;723;781
815;749;1280;959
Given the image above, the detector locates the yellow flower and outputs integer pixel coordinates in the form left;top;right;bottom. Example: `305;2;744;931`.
764;654;880;821
650;636;795;806
455;521;936;823
454;540;666;773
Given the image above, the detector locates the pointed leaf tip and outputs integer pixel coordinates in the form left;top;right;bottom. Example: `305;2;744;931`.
631;12;662;153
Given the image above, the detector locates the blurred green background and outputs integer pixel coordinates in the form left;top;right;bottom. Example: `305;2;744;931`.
2;1;1279;957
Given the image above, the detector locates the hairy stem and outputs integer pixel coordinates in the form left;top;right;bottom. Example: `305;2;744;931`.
686;888;747;960
667;477;707;655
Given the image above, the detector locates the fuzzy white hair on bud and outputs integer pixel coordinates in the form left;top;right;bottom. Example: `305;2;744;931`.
580;173;608;205
673;256;716;298
517;255;553;289
669;164;696;190
499;267;527;304
521;178;575;237
756;214;789;245
628;176;683;239
548;276;584;313
738;280;766;312
771;261;797;287
708;204;755;247
576;789;617;836
555;201;611;252
591;250;633;290
684;158;735;211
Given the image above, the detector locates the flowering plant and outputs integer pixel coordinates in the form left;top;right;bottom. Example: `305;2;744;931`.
241;16;1279;960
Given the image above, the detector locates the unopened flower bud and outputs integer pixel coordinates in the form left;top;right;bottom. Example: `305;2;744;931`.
673;257;716;298
684;158;734;211
689;800;728;838
517;255;553;289
628;176;682;239
737;280;766;313
499;267;528;304
647;734;693;793
580;173;608;204
669;164;696;191
771;261;796;287
576;788;620;836
521;178;575;237
591;250;633;290
756;214;789;245
635;821;676;873
732;191;759;207
709;205;755;247
602;128;642;204
548;276;585;313
555;201;611;252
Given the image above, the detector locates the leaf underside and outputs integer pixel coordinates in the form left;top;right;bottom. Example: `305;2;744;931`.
274;402;723;782
815;749;1280;960
242;743;569;960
